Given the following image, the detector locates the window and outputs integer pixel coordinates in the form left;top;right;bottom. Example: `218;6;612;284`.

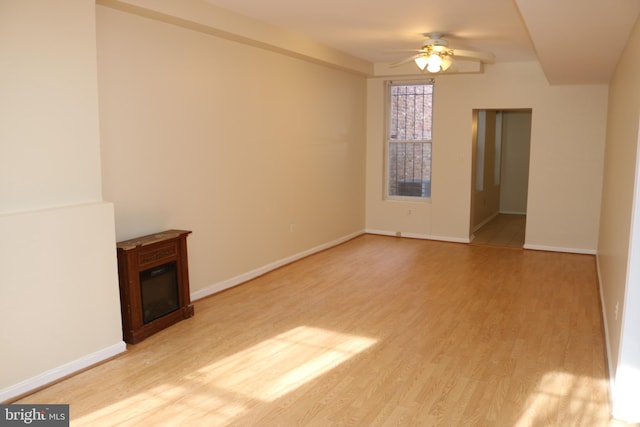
387;81;433;198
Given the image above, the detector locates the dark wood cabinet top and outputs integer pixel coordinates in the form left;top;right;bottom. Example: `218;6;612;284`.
117;229;192;251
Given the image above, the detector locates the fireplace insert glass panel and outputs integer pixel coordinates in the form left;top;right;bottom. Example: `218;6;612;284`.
140;261;179;324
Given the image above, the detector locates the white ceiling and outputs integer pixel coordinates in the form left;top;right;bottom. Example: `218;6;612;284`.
202;0;640;84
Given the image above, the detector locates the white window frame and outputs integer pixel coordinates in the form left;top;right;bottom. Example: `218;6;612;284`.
385;80;434;200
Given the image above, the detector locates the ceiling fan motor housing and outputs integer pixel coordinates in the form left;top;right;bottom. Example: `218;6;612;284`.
423;39;448;48
421;35;453;56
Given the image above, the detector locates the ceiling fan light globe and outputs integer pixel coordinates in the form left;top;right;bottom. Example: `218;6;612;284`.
426;54;443;73
414;55;428;70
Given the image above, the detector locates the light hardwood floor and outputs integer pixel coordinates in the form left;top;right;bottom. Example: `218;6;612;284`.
15;234;620;426
472;214;526;249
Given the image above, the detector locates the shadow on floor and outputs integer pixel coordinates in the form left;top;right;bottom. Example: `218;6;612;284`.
471;214;526;249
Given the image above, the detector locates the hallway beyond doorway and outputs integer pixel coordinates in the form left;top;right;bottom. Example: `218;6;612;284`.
471;213;526;249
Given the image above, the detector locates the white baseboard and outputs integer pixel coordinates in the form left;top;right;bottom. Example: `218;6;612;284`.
364;229;470;244
473;212;499;232
1;341;126;403
595;254;616;421
499;210;527;215
367;230;590;252
523;244;596;255
424;234;470;243
191;231;365;301
363;229;397;237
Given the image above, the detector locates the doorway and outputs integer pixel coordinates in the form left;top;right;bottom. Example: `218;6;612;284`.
470;109;532;248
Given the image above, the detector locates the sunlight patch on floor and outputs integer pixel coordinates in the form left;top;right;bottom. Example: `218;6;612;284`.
73;381;248;426
200;325;377;401
514;371;610;426
73;326;376;426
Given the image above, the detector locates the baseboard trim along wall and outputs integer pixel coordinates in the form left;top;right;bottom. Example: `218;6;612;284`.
594;254;616;421
0;342;127;403
366;230;594;253
191;230;366;301
523;244;597;255
364;229;471;244
473;212;499;233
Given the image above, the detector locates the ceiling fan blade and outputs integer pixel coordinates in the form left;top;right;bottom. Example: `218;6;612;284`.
393;49;427;53
389;54;420;68
451;49;495;63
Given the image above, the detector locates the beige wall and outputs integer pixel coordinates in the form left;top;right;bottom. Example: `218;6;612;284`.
0;1;103;212
97;0;372;76
598;14;640;421
366;62;607;251
0;0;123;398
0;203;122;392
96;6;366;295
500;111;531;214
471;110;501;230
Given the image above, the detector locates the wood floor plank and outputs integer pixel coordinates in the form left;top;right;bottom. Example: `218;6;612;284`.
472;213;526;248
14;234;622;426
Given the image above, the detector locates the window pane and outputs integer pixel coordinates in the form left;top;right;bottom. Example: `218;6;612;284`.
388;142;432;198
389;84;433;142
387;82;433;198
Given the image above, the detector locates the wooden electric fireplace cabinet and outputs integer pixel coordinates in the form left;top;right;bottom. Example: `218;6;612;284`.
116;229;194;344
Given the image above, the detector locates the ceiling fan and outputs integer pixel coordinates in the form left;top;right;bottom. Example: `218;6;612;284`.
393;33;495;73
